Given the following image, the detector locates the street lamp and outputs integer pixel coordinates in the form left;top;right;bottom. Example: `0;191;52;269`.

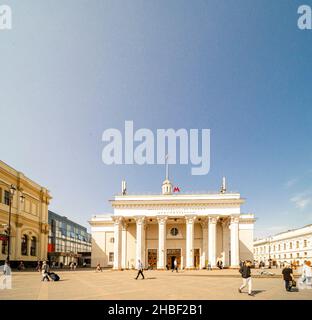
7;184;25;264
268;236;272;269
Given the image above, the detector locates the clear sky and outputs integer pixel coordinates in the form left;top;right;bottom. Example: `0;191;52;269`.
0;0;311;237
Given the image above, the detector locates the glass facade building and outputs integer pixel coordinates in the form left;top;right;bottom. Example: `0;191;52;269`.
48;210;91;266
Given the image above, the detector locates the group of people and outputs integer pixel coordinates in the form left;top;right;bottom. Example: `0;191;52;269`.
238;259;312;296
282;260;312;291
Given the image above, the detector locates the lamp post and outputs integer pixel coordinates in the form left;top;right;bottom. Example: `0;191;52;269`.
268;236;272;269
7;184;25;264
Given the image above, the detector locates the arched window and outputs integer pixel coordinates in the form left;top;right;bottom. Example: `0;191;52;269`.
21;234;28;255
30;236;36;256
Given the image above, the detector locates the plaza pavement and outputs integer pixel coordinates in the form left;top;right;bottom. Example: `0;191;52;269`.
0;268;311;300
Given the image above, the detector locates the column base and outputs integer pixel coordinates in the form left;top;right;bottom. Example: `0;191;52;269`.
229;265;240;269
112;268;123;271
184;267;196;270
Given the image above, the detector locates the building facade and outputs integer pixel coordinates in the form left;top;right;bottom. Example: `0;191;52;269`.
90;177;255;269
253;224;312;266
48;210;91;266
0;160;51;267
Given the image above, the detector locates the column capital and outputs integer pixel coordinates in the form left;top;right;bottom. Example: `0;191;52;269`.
156;216;168;224
199;218;208;229
185;215;196;224
230;215;240;224
122;222;128;230
134;216;145;225
112;216;123;225
208;216;219;224
220;217;230;228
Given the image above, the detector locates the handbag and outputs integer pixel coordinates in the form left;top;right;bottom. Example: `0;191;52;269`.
292;280;297;287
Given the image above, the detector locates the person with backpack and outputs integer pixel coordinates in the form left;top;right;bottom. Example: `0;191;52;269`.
238;260;254;296
135;259;145;280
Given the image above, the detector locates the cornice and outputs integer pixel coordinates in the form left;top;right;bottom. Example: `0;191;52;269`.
111;199;243;209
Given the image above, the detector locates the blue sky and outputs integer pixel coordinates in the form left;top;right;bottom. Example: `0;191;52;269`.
0;0;311;237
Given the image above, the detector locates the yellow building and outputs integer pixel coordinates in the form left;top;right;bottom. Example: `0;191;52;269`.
0;160;52;267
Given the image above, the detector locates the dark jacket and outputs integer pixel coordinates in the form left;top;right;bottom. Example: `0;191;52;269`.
239;265;251;278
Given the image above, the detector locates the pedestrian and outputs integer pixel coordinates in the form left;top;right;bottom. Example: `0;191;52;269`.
36;260;41;272
207;261;212;271
73;262;77;271
238;260;254;296
41;261;50;282
135;259;145;280
299;260;312;289
17;261;25;270
96;263;102;272
282;263;294;292
172;258;178;273
1;260;12;289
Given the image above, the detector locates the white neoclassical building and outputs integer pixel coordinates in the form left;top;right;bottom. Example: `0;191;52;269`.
89;176;255;270
254;224;312;266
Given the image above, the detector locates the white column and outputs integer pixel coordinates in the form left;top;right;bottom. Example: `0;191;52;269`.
208;216;218;268
113;217;122;270
135;216;146;267
230;215;240;267
200;219;208;269
121;222;128;269
157;216;167;270
222;218;230;267
185;215;196;269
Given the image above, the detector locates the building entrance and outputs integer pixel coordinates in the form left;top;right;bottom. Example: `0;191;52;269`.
147;249;157;269
167;249;181;270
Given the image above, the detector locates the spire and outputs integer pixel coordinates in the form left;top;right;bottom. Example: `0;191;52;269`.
220;176;226;194
162;154;172;195
121;179;127;195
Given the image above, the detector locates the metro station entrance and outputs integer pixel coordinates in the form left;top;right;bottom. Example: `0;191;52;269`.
167;249;181;269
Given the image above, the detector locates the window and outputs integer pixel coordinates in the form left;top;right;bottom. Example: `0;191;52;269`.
273;245;275;252
289;242;293;249
110;237;114;243
304;252;307;256
304;240;307;247
21;235;28;255
109;252;114;263
297;253;300;258
4;190;10;205
296;241;299;249
0;187;2;203
1;239;7;254
30;237;36;256
290;253;293;259
284;243;286;250
284;254;286;259
278;244;281;251
170;228;179;236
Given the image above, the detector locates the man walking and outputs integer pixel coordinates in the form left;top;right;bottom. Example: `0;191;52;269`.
135;259;145;280
172;258;178;273
238;260;254;296
41;261;50;282
282;263;294;292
